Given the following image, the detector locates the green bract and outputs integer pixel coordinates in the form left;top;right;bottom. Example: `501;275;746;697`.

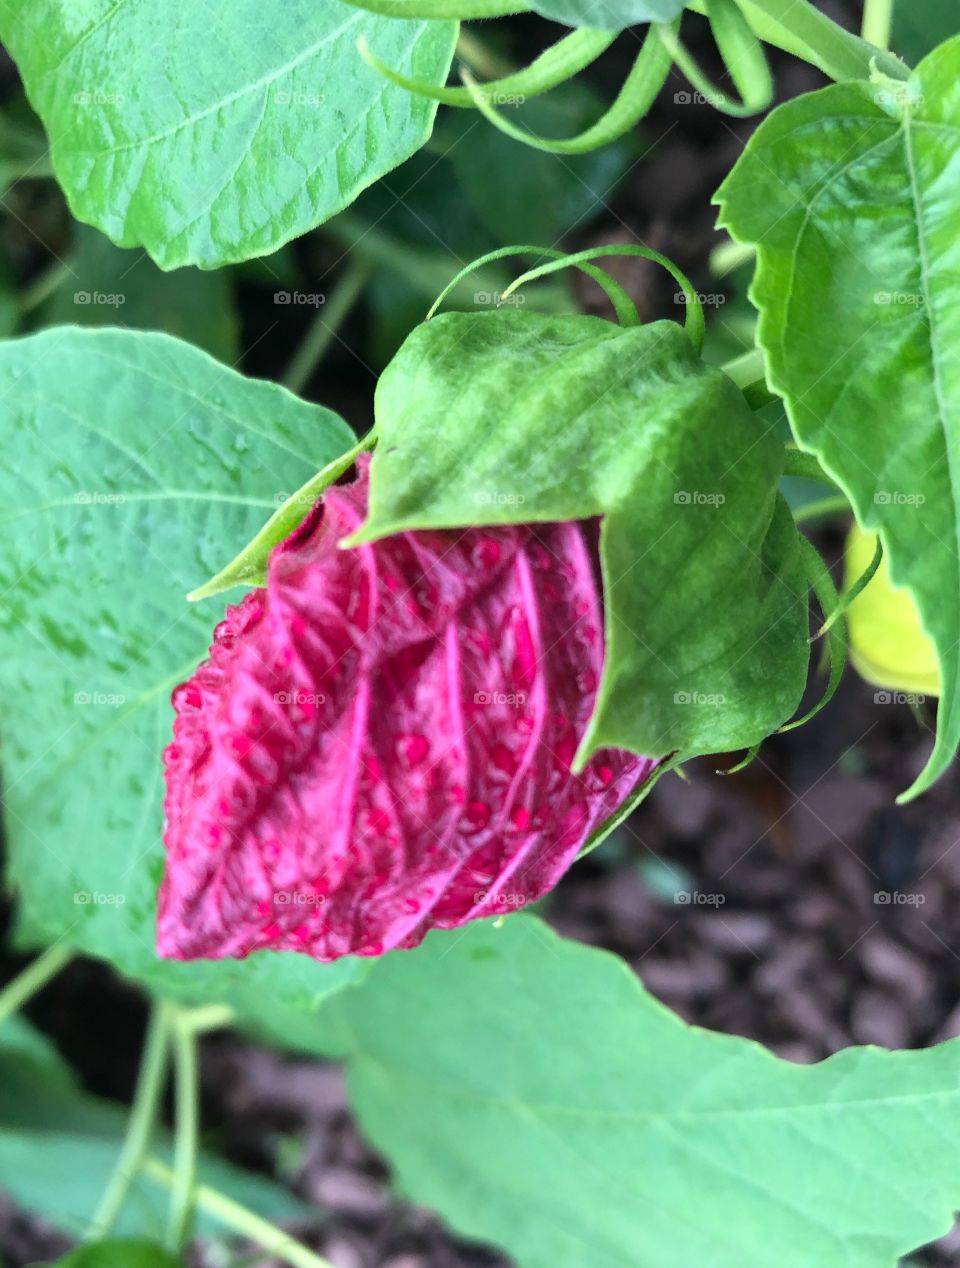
349;308;810;765
0;328;363;1010
0;0;456;269
716;35;960;798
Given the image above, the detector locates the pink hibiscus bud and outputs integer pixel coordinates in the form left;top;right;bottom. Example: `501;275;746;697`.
159;457;657;961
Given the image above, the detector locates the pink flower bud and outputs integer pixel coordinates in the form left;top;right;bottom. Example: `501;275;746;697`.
159;459;656;961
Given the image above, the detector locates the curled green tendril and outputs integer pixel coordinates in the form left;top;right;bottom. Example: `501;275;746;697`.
658;0;773;118
817;533;882;638
779;537;846;734
427;245;642;327
358;28;615;108
499;245;705;353
460;23;673;154
344;0;526;16
717;743;761;775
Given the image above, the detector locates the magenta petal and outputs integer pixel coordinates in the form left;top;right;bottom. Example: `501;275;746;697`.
158;458;657;961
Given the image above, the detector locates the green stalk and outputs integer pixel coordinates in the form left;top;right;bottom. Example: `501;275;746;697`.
0;943;72;1025
861;0;893;51
87;1002;170;1240
793;494;852;524
165;1007;199;1250
144;1158;334;1268
283;260;369;396
689;0;909;80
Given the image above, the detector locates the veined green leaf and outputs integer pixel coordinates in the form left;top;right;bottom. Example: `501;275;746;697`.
328;915;960;1267
349;309;810;765
715;35;960;798
0;1;456;269
0;328;363;1010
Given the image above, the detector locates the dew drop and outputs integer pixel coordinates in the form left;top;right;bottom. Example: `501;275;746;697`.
398;733;429;767
465;799;491;831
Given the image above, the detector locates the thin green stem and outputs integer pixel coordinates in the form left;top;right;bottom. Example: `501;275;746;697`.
689;0;909;80
144;1158;334;1268
861;0;893;52
0;943;72;1025
18;259;71;314
283;260;369;395
165;1008;199;1251
792;493;852;524
721;346;765;390
178;1003;236;1034
87;1002;171;1240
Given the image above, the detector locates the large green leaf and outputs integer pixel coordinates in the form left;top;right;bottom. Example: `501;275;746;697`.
715;36;960;798
0;328;362;1009
0;1;456;269
328;915;960;1267
350;309;810;764
0;1016;310;1240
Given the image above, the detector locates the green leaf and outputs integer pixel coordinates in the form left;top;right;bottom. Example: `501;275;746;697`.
350;309;809;764
53;1241;184;1268
43;226;240;363
0;1;456;269
0;327;362;1011
714;36;960;797
529;0;686;28
0;1016;310;1240
329;914;960;1267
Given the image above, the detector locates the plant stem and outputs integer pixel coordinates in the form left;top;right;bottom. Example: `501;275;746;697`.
0;942;72;1025
178;1003;235;1034
793;493;852;524
283;260;369;395
165;1007;199;1251
861;0;893;51
702;0;909;81
18;259;71;314
87;1001;170;1240
144;1158;334;1268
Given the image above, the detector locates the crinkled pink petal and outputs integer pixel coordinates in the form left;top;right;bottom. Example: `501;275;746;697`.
159;457;657;961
